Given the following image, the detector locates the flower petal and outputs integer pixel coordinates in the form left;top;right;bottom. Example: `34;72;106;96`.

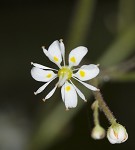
73;77;99;91
31;67;57;82
122;133;128;142
42;46;49;57
44;85;57;100
31;62;58;71
59;39;65;65
68;46;88;67
34;77;57;95
61;83;65;102
63;81;78;109
73;64;99;81
70;80;86;101
48;40;62;67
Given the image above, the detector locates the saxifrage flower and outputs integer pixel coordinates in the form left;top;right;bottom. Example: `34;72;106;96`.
31;40;100;110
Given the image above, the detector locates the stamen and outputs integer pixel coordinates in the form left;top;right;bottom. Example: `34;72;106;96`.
42;46;45;49
72;68;80;71
31;62;58;71
59;39;63;42
42;98;46;102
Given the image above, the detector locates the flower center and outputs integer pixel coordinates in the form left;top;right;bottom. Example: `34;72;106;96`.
58;66;73;80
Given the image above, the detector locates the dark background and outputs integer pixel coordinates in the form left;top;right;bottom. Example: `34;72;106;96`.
0;0;135;150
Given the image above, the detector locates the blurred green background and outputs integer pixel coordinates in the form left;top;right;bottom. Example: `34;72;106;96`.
0;0;135;150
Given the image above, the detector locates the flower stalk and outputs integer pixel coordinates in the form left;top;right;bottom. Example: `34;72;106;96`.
93;91;116;125
91;100;106;140
92;100;99;126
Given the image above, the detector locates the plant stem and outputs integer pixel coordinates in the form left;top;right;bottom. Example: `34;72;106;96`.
92;100;99;126
93;91;116;125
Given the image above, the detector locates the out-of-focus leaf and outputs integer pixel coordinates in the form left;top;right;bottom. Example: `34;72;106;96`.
118;0;135;33
110;72;135;82
99;23;135;67
66;0;96;50
29;102;85;150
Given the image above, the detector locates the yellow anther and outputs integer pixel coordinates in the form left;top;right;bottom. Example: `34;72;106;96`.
80;70;85;77
70;57;76;63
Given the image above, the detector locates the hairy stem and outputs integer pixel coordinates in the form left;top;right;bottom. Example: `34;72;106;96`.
93;91;116;125
92;100;100;126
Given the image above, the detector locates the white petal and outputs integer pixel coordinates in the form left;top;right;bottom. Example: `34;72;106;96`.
42;46;49;57
59;39;65;65
57;75;67;87
42;46;58;67
108;128;117;140
31;67;57;82
42;46;56;65
64;81;78;109
73;77;99;91
31;62;58;71
122;133;128;142
48;40;62;66
68;46;88;67
61;84;65;102
34;77;57;95
70;80;86;101
73;64;99;81
45;85;57;100
107;137;117;144
118;129;126;141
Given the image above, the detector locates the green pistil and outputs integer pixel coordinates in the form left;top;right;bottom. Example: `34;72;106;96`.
58;66;73;80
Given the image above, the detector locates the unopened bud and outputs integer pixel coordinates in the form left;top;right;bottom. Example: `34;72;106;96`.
107;123;128;144
91;125;106;140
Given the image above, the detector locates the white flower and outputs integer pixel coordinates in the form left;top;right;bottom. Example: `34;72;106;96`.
31;40;100;110
91;125;106;140
107;123;128;144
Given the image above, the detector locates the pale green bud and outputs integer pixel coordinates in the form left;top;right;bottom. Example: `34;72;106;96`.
91;125;106;140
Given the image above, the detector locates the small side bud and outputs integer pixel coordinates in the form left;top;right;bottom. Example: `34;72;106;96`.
91;125;106;140
107;123;128;144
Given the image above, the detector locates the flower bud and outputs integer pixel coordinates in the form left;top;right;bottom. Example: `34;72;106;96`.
91;125;106;140
107;123;128;144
